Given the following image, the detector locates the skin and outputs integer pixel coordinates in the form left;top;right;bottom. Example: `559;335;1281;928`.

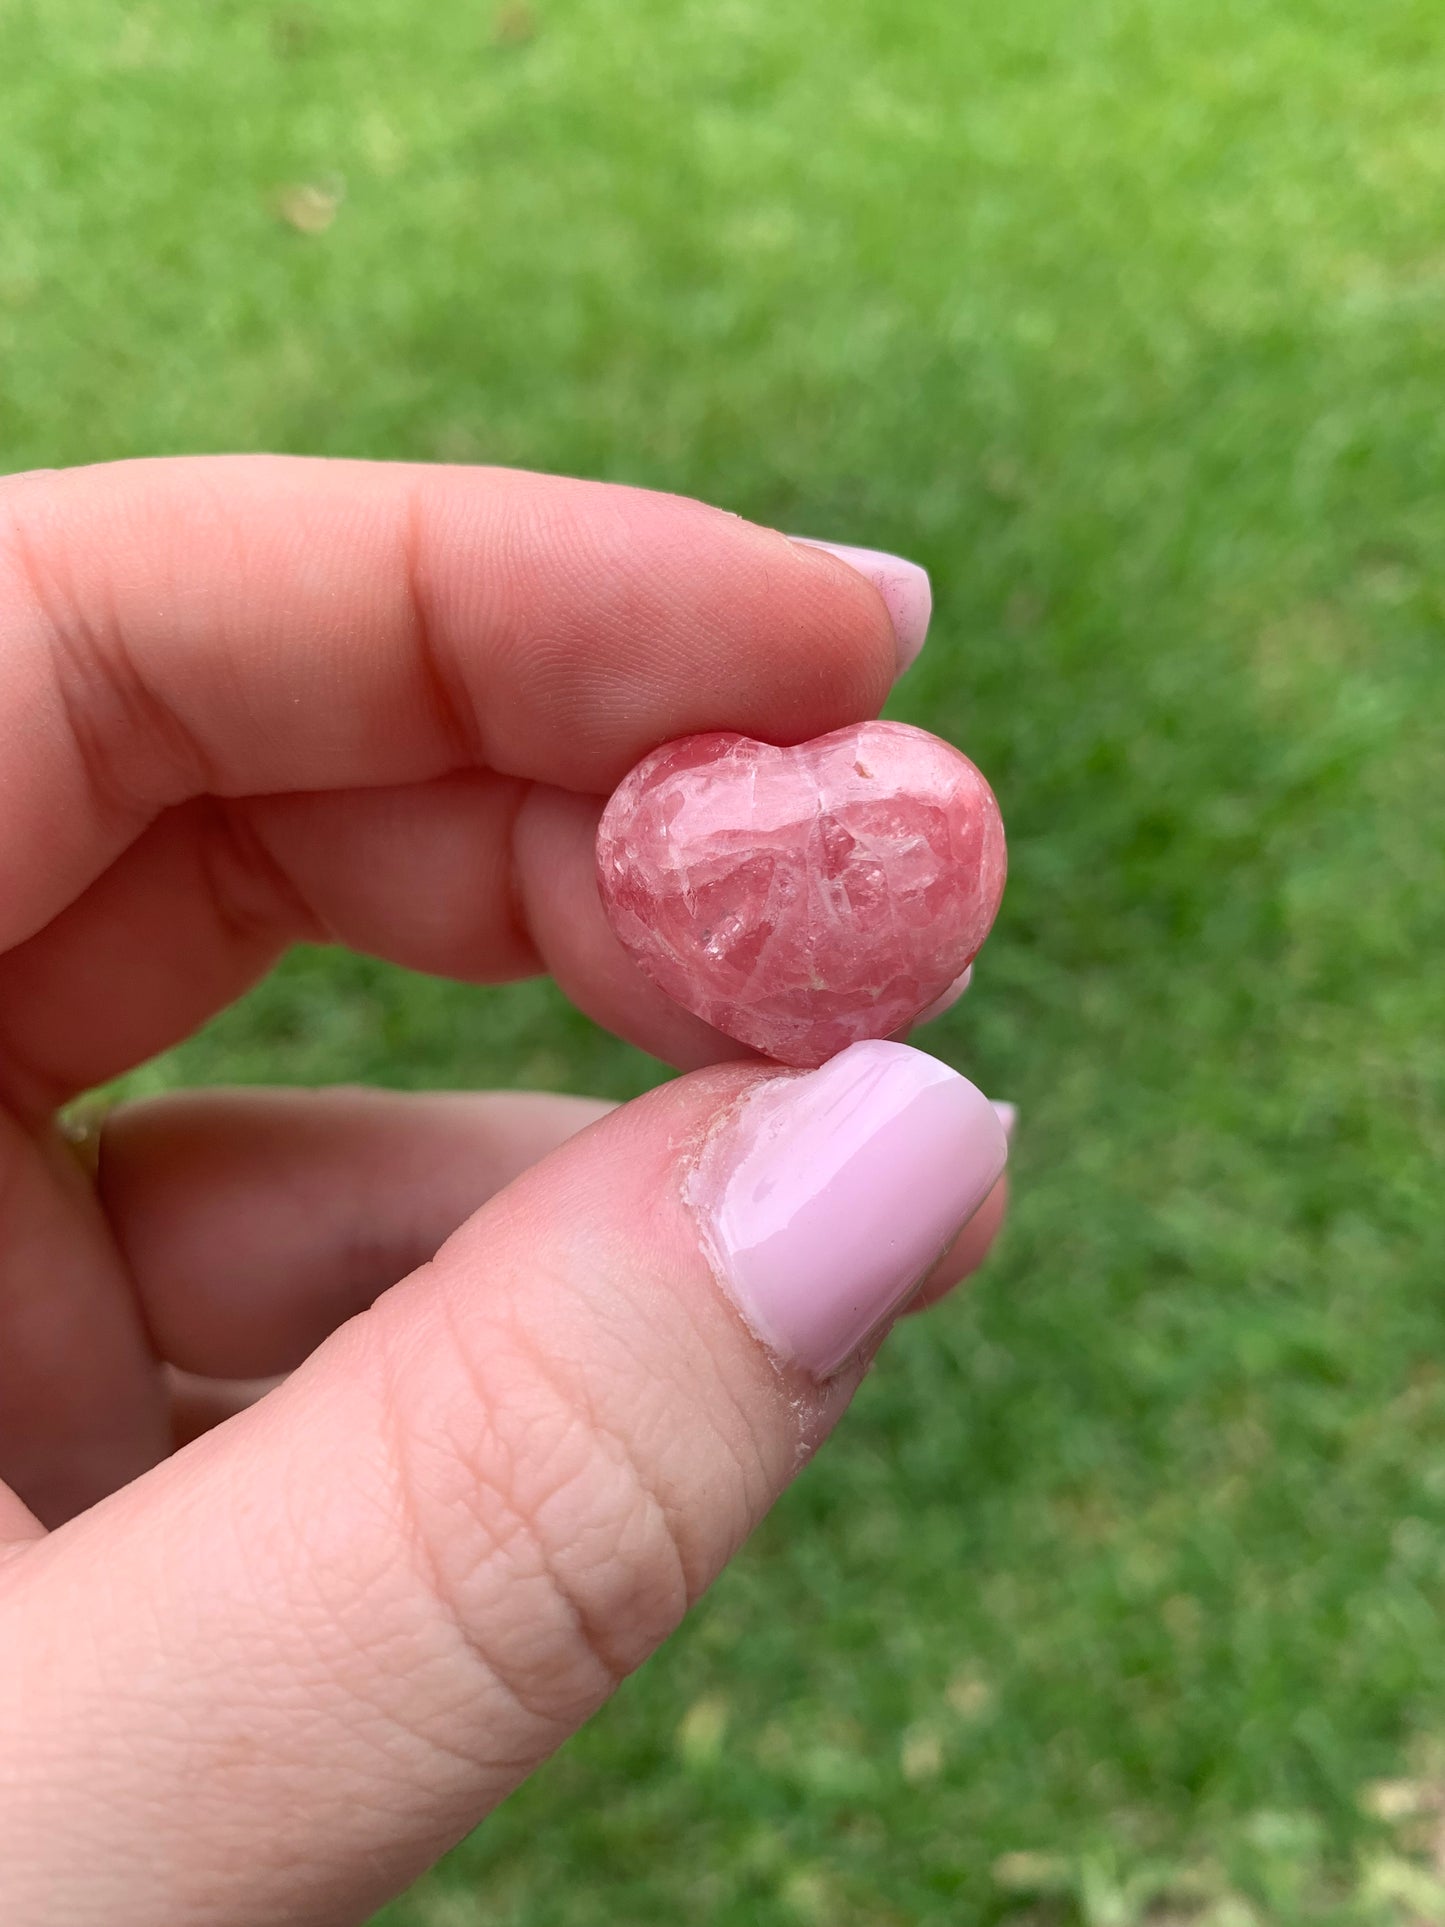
0;458;1006;1926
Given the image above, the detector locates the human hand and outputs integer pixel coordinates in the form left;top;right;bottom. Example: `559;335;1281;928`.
0;459;1008;1924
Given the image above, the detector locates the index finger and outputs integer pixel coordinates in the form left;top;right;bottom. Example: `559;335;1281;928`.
0;457;904;952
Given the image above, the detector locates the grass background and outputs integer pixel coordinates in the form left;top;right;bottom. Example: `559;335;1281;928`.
4;0;1445;1918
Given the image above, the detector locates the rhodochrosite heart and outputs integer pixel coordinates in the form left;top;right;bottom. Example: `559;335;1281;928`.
596;721;1006;1066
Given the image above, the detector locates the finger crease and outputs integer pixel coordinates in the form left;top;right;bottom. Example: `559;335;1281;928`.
403;484;490;775
436;1289;638;1693
2;513;215;832
201;798;329;948
374;1299;627;1733
502;1310;693;1605
374;1354;556;1741
500;779;542;981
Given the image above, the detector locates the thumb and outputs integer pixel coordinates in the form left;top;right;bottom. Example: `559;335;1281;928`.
0;1042;1005;1927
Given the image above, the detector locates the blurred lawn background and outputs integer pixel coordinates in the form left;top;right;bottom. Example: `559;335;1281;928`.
4;0;1445;1919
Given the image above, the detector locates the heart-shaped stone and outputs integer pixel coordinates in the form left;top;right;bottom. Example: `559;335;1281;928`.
596;720;1006;1066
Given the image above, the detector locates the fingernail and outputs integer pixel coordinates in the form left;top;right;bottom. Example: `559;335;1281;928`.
991;1100;1018;1142
915;964;973;1025
688;1040;1007;1377
790;537;933;673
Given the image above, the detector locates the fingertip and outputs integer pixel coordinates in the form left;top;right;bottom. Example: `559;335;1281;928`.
788;537;933;673
416;475;901;787
687;1044;1005;1376
513;783;766;1070
907;1171;1011;1314
914;964;973;1026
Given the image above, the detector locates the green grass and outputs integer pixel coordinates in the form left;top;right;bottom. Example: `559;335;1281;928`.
5;0;1445;1919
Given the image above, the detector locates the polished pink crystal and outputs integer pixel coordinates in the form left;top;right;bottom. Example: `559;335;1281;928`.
596;721;1007;1067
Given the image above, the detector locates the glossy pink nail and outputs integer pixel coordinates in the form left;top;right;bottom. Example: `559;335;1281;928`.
789;537;933;672
688;1040;1007;1376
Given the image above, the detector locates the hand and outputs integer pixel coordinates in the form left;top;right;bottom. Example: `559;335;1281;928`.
0;458;1008;1925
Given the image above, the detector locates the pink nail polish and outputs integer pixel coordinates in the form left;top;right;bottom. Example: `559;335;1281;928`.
688;1040;1007;1377
991;1100;1018;1142
789;537;933;673
915;964;973;1025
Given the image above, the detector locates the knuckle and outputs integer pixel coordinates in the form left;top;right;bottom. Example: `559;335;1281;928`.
375;1288;694;1743
194;798;324;949
0;495;210;826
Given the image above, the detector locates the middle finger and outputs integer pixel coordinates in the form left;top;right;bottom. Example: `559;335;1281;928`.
0;771;751;1118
